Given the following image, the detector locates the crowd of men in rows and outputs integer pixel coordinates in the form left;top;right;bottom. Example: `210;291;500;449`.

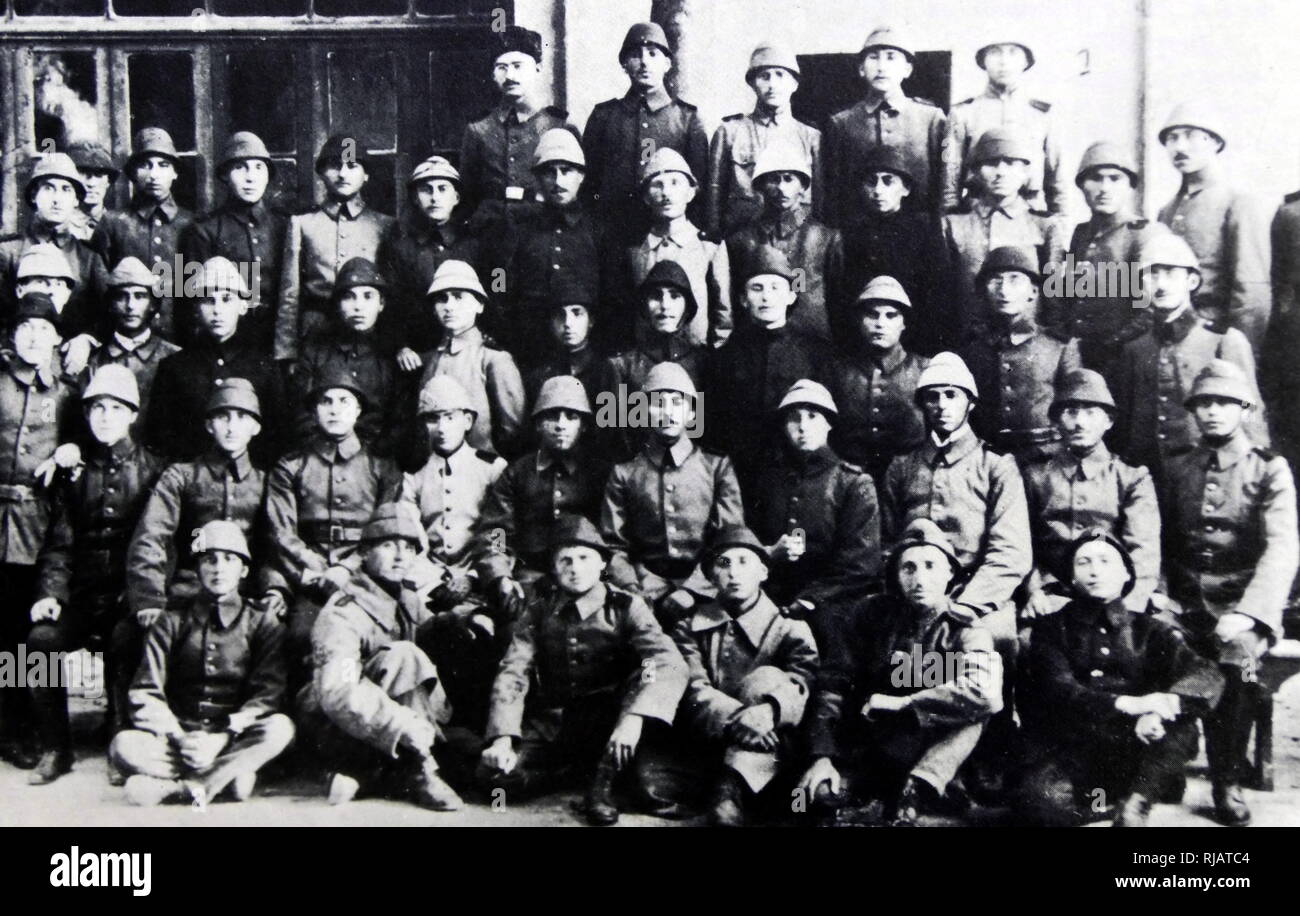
0;20;1296;828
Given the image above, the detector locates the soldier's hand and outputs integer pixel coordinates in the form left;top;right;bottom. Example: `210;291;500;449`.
862;692;907;718
497;577;525;616
442;573;473;603
400;717;438;756
178;730;229;770
480;736;518;775
1146;692;1182;721
771;533;806;563
1214;613;1256;643
1134;712;1166;745
320;565;352;593
658;589;695;618
730;704;778;751
29;598;61;623
35;443;83;487
259;590;288;621
1022;589;1062;620
798;756;842;803
396;348;423;373
605;714;644;771
60;333;97;377
136;607;164;629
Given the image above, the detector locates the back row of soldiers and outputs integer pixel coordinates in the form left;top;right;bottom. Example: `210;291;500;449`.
0;22;1295;827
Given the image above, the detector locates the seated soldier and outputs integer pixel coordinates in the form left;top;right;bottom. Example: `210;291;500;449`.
291;257;400;455
25;366;164;784
601;362;744;626
522;278;605;416
746;380;881;646
640;526;818;826
798;519;1004;825
478;515;688;826
110;520;294;807
87;257;180;420
295;502;464;811
1016;530;1224;827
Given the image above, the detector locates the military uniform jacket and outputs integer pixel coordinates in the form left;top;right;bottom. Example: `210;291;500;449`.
621;218;732;349
1061;214;1160;352
485;581;688;741
747;445;882;609
292;328;400;455
1112;307;1267;474
882;428;1032;614
1023;444;1161;613
598;332;705;463
460;103;580;225
0;221;109;339
1022;597;1224;744
1162;431;1299;633
807;594;1003;760
130;591;287;736
415;326;526;460
823;92;947;223
376;217;485;355
825;345;928;481
400;441;506;569
87;331;180;423
1265;193;1300;410
706;107;823;237
495;203;610;325
181;200;287;346
942;85;1064;214
522;346;606;418
671;592;819;741
91;195;193;274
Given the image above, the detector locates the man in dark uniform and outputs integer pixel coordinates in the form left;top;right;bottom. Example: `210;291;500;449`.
66;141;117;241
87;256;181;418
1263;188;1300;496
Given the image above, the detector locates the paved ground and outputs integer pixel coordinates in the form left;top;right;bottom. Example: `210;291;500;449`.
5;668;1300;828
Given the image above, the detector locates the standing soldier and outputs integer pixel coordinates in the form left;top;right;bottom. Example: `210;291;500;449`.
823;25;947;223
459;25;579;233
65;141;117;241
86;257;180;419
1264;189;1300;486
1162;360;1299;826
582;22;709;235
1156;103;1271;354
523;280;605;414
25;366;163;783
706;42;822;238
942;38;1063;215
275;133;394;366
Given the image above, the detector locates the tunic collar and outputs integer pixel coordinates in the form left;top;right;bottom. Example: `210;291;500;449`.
439;325;484;355
690;592;779;648
623;85;673;113
322;196;366;220
132;194;180;222
312;432;361;463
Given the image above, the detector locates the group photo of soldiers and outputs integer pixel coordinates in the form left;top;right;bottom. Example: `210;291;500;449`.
0;12;1297;830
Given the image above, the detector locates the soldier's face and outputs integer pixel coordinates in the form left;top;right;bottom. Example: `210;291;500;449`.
984;270;1037;318
110;286;155;335
1144;264;1199;310
783;406;831;453
622;45;672;89
1163;127;1219;174
225;159;269;204
424;408;473;455
493;52;541;99
981;45;1029;87
320;160;368;199
860;48;912;92
81;171;111;209
1081;167;1133;215
978;157;1030;198
711;547;768;604
920;386;973;435
896;545;954;611
757;171;806;210
16;277;72;310
198;549;248;597
644;285;688;332
536;163;584;207
414;178;460;224
744;275;795;328
1070;540;1129;602
861;170;911;213
338;286;384;332
643;172;695;219
433;290;484;335
197;290;248;341
364;537;420;585
750;67;798;109
31;179;79;225
1056;404;1114;451
859;303;906;349
649;390;693;440
552;545;607;595
133;156;177;200
315;389;362;438
549;304;590;350
85;396;137;446
537;408;584;453
1192;396;1247;438
12;318;61;367
206;408;261;456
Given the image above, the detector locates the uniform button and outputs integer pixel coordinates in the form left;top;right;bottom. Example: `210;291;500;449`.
216;358;225;366
553;508;561;517
152;255;161;262
1099;627;1107;635
665;484;675;492
153;236;162;244
1100;647;1110;656
1204;524;1213;533
1090;669;1103;678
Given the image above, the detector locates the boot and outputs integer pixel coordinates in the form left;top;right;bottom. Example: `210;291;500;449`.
230;772;257;802
1211;783;1251;827
0;739;40;770
891;776;927;826
124;775;187;806
708;771;747;827
26;750;72;785
410;756;463;811
327;772;361;806
583;760;619;826
1113;792;1151;827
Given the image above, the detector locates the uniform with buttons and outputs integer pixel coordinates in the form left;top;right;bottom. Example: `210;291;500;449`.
415;326;527;461
706;109;823;237
87;332;180;423
376;220;485;356
292;331;400;455
0;224;110;340
400;441;506;572
943;87;1064;215
460;105;580;230
826;345;929;483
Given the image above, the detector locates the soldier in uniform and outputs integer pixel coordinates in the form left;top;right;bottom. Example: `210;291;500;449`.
295;502;463;811
1113;234;1266;481
799;519;1003;825
86;257;180;419
1016;531;1224;827
825;276;929;483
25;366;163;783
958;245;1082;462
11;244;98;378
1265;188;1300;491
460;25;580;234
111;520;294;807
582;22;709;235
65;141;117;241
600;362;745;626
706;42;822;238
1156;103;1271;354
823;26;947;223
478;515;688;826
746;380;881;647
1022;370;1160;620
942;38;1063;215
725;143;843;344
1059;141;1161;383
275;133;394;365
1162;360;1299;826
522;281;605;417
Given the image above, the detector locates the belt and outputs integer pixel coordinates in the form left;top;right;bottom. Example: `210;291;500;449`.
298;521;365;544
995;427;1060;449
0;483;36;503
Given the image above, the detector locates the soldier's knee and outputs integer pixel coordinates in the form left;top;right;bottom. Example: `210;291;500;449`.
25;622;65;653
255;713;296;751
736;666;794;706
1014;764;1080;827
